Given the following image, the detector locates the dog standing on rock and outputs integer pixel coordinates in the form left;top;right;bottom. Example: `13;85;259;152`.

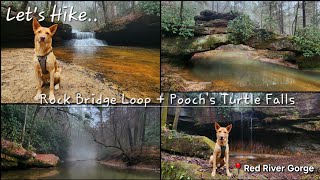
209;122;233;177
33;18;61;101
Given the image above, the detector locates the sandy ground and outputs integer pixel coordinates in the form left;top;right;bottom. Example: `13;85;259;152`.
1;48;122;103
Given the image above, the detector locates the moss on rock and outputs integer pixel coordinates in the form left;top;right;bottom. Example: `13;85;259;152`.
161;34;229;60
161;130;215;158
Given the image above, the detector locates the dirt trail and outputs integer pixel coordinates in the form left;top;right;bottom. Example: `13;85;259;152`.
162;152;320;179
1;48;122;103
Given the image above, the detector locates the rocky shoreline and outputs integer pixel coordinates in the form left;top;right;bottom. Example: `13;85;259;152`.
1;139;60;170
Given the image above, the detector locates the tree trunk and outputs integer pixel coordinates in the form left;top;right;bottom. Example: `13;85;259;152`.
280;2;284;34
302;1;306;27
180;1;184;23
49;1;55;17
132;1;135;11
316;1;319;27
172;105;182;131
21;105;28;145
212;1;214;12
21;1;28;10
27;106;41;147
102;1;108;24
99;108;104;143
269;1;272;17
293;1;300;35
127;124;133;151
216;1;219;12
161;93;169;128
140;107;147;151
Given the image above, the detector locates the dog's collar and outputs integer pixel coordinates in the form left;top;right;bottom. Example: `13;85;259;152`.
37;50;52;74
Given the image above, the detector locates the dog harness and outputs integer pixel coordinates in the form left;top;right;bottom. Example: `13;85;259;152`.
220;146;226;159
37;50;52;74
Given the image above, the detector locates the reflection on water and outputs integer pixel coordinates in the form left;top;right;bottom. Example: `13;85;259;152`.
187;57;320;91
54;46;160;99
1;160;159;179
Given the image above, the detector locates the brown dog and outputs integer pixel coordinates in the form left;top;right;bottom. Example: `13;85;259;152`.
209;122;232;177
33;18;61;101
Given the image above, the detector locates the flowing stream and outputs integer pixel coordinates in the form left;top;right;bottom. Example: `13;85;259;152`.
53;30;160;99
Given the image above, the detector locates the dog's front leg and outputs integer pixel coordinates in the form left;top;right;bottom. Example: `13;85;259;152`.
211;154;216;177
34;69;43;101
225;151;232;177
49;71;55;101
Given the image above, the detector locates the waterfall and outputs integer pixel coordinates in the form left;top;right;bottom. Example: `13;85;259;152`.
70;30;107;47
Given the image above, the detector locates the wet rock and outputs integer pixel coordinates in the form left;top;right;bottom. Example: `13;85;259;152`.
161;129;215;158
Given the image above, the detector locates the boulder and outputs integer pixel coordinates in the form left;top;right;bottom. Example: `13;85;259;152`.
1;139;60;169
193;10;238;35
34;154;60;167
95;13;160;47
161;129;215;158
1;153;18;169
161;34;229;60
194;10;239;22
1;139;30;159
296;55;320;69
254;93;320;118
246;30;298;51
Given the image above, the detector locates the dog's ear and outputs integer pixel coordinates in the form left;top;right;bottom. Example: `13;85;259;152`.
226;124;232;132
33;18;41;33
49;24;58;35
214;122;221;131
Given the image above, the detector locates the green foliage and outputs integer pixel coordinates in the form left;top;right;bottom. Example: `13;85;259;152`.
227;14;255;44
255;29;274;41
138;1;160;16
161;4;195;38
1;105;70;159
263;17;277;32
293;27;320;57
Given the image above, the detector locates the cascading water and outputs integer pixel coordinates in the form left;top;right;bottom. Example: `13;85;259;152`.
70;30;107;47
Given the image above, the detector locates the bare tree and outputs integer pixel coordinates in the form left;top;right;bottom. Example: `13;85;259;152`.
20;105;28;145
302;1;306;27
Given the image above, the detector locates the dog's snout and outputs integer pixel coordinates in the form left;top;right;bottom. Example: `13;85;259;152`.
40;37;45;41
220;137;224;140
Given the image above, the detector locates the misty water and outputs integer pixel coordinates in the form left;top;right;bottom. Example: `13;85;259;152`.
184;56;320;91
53;31;160;98
1;160;159;179
68;30;107;47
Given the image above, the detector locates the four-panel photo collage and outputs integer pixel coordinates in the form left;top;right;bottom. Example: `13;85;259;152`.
1;1;320;179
